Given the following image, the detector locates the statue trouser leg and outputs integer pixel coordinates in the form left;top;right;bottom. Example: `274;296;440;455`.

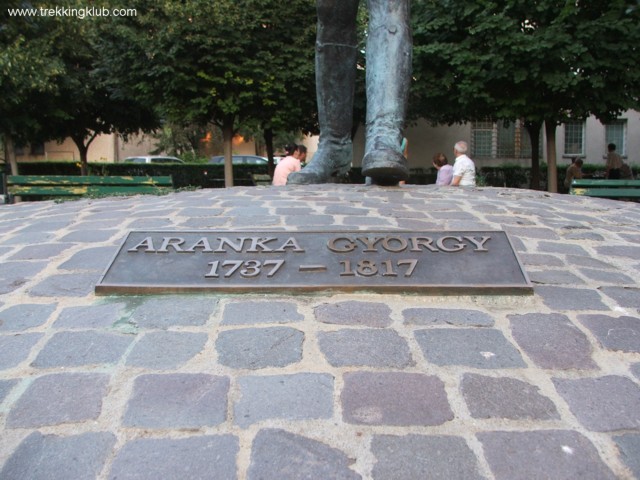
288;0;359;185
362;0;412;185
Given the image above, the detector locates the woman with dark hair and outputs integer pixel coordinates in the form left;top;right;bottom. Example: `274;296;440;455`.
433;152;452;185
272;144;302;186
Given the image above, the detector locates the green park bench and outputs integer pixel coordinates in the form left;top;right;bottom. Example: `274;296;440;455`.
570;179;640;200
251;173;273;186
6;175;174;201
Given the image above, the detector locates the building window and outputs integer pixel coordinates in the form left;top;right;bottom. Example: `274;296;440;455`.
605;120;626;156
30;142;45;155
563;122;585;156
472;121;494;158
472;119;535;159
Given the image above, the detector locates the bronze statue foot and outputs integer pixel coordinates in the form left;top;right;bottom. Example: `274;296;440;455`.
362;148;409;186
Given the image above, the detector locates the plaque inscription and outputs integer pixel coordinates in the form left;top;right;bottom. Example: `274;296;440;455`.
95;230;532;294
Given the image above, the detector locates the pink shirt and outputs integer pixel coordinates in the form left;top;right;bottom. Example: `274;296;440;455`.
272;156;301;185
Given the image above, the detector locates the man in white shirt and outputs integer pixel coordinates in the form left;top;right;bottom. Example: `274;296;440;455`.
451;141;476;186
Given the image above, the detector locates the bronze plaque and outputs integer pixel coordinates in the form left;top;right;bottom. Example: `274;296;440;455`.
95;230;532;295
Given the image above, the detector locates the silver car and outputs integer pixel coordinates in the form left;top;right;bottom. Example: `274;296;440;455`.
124;155;184;164
208;155;268;165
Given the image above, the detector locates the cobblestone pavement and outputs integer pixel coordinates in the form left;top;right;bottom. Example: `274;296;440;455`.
0;184;639;479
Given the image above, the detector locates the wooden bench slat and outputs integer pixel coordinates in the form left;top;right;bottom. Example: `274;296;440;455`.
7;175;173;187
5;175;174;201
8;185;173;196
572;179;640;188
571;188;640;198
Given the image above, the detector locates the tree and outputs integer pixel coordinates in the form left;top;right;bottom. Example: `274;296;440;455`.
1;1;64;175
2;1;159;176
411;0;640;191
99;0;319;186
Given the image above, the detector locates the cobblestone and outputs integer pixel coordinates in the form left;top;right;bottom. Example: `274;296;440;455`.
1;185;640;479
510;313;597;370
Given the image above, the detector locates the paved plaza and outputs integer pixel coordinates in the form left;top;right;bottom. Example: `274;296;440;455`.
0;184;639;479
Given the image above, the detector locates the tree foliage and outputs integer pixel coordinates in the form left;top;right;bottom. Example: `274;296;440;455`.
99;0;317;185
1;0;158;175
410;0;640;189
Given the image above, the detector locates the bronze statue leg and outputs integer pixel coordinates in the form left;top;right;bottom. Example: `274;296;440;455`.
362;0;412;185
288;0;360;185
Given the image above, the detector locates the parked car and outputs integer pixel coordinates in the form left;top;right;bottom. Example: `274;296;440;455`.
124;155;184;164
208;155;268;165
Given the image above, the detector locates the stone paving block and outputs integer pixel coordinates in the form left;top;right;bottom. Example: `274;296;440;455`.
599;287;640;309
478;430;616;479
402;308;494;327
535;286;609;311
528;270;585;285
8;243;72;260
129;295;218;328
222;301;303;325
234;373;333;427
53;302;126;329
109;435;238;480
6;373;110;428
58;246;118;271
414;329;526;369
461;373;559;420
518;253;564;267
0;378;18;403
342;372;453;426
509;313;597;370
230;215;278;227
371;434;483;480
0;333;43;370
247;429;360;480
614;434;640;479
314;301;392;327
29;273;100;297
126;331;208;369
579;268;636;284
0;431;116;480
565;255;616;269
318;329;413;368
0;303;57;331
552;376;640;432
216;327;303;369
32;331;134;367
14;220;72;234
60;229;118;242
538;241;588;255
123;373;229;428
179;217;229;228
563;231;605;241
596;245;640;258
0;261;48;295
632;363;640;380
341;215;394;226
578;314;640;352
325;205;370;216
283;214;336;227
505;226;560;240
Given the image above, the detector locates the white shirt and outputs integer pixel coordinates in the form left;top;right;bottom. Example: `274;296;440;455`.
452;154;476;186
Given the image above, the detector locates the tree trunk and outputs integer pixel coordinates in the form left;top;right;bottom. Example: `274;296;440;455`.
222;121;234;188
524;120;542;190
545;121;558;193
264;127;275;177
3;133;20;202
3;133;19;176
71;133;96;176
